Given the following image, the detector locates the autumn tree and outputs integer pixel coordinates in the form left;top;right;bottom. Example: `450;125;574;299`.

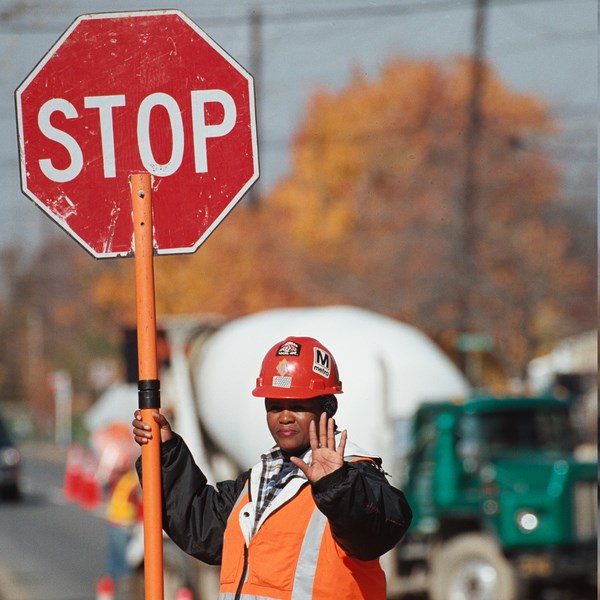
92;201;342;322
267;57;595;380
74;56;594;385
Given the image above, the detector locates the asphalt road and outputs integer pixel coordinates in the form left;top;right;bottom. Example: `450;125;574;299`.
0;442;108;600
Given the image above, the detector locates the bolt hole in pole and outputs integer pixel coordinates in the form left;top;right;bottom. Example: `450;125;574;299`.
130;172;164;600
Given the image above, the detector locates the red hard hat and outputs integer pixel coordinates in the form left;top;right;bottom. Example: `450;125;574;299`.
252;336;343;399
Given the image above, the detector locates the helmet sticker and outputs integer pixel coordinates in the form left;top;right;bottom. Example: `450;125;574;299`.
273;359;293;387
313;348;331;378
272;376;292;388
276;359;289;376
276;341;302;356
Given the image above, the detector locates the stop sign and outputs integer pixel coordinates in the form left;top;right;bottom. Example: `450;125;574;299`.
15;10;258;258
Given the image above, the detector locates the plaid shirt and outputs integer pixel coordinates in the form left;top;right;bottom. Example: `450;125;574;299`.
253;446;308;533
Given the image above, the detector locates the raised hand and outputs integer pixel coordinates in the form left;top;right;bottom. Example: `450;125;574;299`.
291;412;347;483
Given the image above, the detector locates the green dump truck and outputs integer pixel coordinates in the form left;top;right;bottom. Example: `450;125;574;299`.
392;394;597;600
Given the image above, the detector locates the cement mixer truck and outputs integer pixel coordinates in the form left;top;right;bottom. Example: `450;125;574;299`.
89;306;596;600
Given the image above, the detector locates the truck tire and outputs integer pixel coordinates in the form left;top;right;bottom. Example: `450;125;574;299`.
429;533;519;600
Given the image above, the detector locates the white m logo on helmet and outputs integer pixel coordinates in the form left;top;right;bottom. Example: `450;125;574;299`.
313;348;331;378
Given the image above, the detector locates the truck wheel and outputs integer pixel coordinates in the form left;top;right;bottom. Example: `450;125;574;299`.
429;533;519;600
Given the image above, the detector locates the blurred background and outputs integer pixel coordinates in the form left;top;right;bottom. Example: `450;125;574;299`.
0;1;595;599
0;0;595;422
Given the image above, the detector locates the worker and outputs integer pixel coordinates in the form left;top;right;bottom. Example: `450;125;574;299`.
103;466;143;592
132;336;412;599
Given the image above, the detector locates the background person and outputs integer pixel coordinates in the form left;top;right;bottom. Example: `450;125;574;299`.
103;466;143;594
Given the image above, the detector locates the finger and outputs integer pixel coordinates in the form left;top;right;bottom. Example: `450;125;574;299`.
132;420;149;432
308;419;316;446
133;435;148;446
132;415;151;431
153;411;165;424
290;456;310;478
153;411;173;432
132;411;153;442
318;412;328;448
309;419;319;450
338;429;348;456
133;410;147;425
133;430;150;444
139;411;164;430
327;417;336;451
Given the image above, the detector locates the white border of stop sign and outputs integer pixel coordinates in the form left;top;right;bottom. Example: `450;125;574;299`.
15;10;259;258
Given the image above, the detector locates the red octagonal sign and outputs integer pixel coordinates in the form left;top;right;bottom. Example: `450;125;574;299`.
16;10;259;258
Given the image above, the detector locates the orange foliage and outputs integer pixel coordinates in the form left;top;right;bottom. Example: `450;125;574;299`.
266;56;593;379
89;205;343;326
85;56;594;382
2;54;593;411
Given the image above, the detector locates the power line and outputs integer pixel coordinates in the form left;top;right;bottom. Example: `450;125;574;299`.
0;0;588;32
243;0;585;24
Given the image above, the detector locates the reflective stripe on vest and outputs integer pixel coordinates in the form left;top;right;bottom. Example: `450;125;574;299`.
291;507;327;599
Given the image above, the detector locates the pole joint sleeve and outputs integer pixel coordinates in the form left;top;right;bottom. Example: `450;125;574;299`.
138;379;161;409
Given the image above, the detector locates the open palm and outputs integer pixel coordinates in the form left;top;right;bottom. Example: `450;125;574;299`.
291;412;347;483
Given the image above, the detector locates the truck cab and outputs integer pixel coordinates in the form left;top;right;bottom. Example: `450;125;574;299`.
396;395;597;600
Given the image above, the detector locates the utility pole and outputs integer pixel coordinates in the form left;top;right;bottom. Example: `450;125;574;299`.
248;7;263;206
456;0;489;379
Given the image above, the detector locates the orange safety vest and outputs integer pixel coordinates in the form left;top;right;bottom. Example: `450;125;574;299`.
218;465;386;600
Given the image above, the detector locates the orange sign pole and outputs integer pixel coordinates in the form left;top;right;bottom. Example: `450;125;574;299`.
131;172;164;600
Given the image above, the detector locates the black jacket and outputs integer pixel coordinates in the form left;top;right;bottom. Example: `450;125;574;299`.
138;433;412;565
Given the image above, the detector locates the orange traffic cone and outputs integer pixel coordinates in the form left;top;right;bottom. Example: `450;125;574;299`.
96;576;115;600
63;443;84;502
175;587;194;600
79;449;102;510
